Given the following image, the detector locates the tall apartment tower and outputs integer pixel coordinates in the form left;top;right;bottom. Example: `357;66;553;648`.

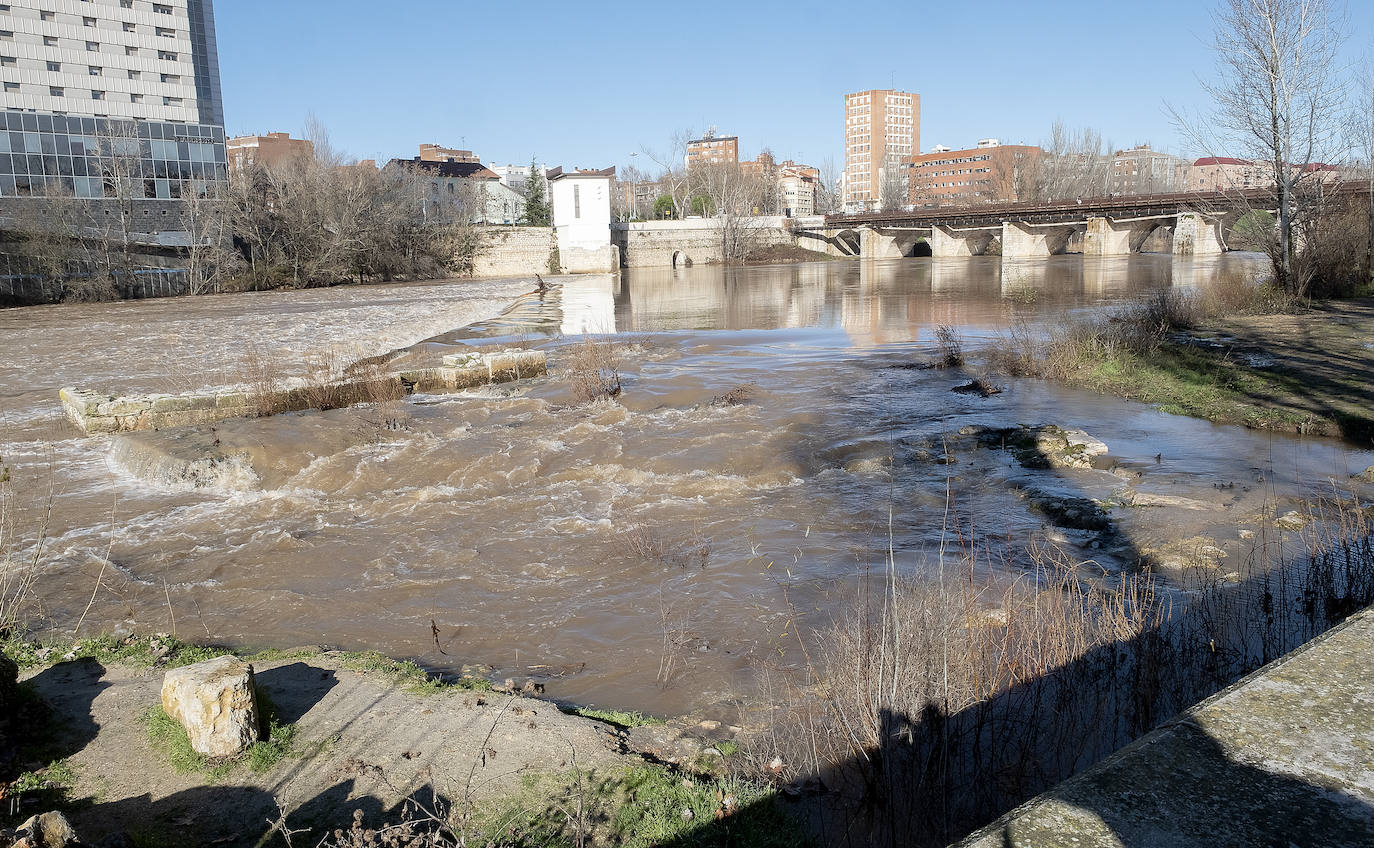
0;0;226;199
843;89;919;211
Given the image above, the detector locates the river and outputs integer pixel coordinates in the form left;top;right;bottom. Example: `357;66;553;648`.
2;255;1370;718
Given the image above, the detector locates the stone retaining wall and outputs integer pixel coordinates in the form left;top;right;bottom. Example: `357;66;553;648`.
61;350;547;435
611;218;797;268
472;227;555;278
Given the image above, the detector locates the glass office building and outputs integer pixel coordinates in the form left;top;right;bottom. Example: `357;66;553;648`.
0;108;225;198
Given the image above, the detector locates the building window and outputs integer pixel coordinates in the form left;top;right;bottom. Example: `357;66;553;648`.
89;66;102;76
47;60;60;71
91;90;105;100
43;36;57;46
153;2;172;12
0;56;13;67
127;69;140;79
120;0;132;7
123;22;135;32
50;86;63;96
573;184;581;218
2;82;17;92
130;93;142;102
0;31;13;41
125;46;137;55
162;96;181;105
160;73;179;83
86;41;99;51
83;16;96;26
157;50;177;60
155;27;175;37
41;10;56;22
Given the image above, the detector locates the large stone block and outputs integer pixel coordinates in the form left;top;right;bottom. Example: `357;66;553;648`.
160;655;260;758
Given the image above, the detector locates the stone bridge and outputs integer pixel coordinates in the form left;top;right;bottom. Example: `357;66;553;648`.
791;191;1282;259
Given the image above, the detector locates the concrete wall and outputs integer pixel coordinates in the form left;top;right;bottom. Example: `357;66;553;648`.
471;227;554;278
611;217;796;268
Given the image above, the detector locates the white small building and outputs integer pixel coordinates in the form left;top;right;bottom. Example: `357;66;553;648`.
548;166;617;272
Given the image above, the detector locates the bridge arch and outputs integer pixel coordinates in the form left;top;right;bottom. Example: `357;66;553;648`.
671;250;692;268
835;229;861;257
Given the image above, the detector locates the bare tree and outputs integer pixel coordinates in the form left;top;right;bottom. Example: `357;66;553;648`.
178;180;240;295
1173;0;1346;294
641;129;694;220
879;161;910;211
1351;49;1374;285
1019;121;1113;203
79;118;146;297
815;156;842;214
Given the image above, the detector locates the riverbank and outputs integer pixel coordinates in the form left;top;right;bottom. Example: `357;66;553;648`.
990;294;1374;447
2;636;801;848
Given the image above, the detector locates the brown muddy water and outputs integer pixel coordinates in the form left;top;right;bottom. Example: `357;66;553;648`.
3;256;1372;718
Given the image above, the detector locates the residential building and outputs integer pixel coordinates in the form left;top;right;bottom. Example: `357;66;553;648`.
776;160;817;217
0;0;227;200
686;129;738;168
843;88;919;211
548;165;616;272
613;177;658;220
227;132;312;173
386;157;525;225
1187;157;1269;192
419;143;478;163
1110;144;1189;195
488;161;545;196
904;140;1041;206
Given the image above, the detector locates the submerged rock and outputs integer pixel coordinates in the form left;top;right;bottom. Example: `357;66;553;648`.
979;425;1108;469
1274;510;1309;531
1015;486;1112;532
1144;536;1229;571
160;656;260;758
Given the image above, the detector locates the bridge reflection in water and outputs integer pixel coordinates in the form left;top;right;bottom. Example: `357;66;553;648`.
547;253;1265;347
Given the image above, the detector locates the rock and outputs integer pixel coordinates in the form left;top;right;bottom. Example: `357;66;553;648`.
1238;529;1256;540
1274;510;1309;531
13;811;79;848
623;724;706;765
979;425;1108;469
1355;465;1374;484
1127;492;1222;511
1144;536;1228;571
160;655;261;758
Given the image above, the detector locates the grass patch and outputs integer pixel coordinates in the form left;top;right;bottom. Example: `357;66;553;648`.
6;759;77;810
558;706;664;729
1055;342;1342;436
3;634;222;672
336;650;492;694
466;765;806;848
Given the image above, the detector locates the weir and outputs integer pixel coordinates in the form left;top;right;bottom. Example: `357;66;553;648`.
60;349;548;435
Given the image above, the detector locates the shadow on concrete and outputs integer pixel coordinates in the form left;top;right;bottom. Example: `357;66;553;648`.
254;662;338;725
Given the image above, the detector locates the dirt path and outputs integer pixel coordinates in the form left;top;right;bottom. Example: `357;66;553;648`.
1191;298;1374;444
20;654;646;847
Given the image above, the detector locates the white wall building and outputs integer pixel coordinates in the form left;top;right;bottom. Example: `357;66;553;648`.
0;0;223;125
548;165;615;273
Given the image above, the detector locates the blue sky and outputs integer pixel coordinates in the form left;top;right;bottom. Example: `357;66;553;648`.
216;0;1374;172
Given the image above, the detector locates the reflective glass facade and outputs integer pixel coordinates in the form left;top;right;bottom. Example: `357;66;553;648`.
0;108;226;198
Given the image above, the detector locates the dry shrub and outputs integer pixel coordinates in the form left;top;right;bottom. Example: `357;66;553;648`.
933;324;964;367
240;344;286;417
759;499;1374;847
0;457;47;638
623;524;712;570
985;319;1042;377
566;337;622;405
710;384;759;407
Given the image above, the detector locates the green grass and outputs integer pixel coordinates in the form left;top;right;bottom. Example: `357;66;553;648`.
143;686;299;778
558;706;664;729
3;633;222;672
336;649;492;694
1057;342;1333;435
7;758;77;809
476;765;808;848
